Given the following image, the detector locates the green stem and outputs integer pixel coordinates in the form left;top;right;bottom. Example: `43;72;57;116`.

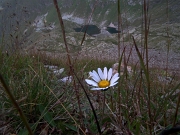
173;93;180;126
103;91;105;115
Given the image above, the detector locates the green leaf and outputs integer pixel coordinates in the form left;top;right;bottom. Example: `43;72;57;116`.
18;129;28;135
64;123;77;132
39;104;56;127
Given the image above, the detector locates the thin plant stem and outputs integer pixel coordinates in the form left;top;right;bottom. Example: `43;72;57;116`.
117;0;123;127
73;72;102;135
110;88;114;111
0;74;33;135
80;0;98;47
163;0;170;126
117;48;125;126
173;93;180;126
53;0;84;128
132;35;152;134
143;0;152;134
117;0;121;58
73;0;98;64
52;0;72;69
165;0;170;79
73;80;84;128
103;91;105;115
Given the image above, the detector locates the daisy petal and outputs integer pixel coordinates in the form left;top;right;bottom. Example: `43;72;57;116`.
85;79;98;87
110;82;118;87
103;86;110;90
108;68;113;81
110;73;119;84
110;77;119;85
103;67;108;80
98;68;104;80
88;71;93;77
89;71;100;82
92;70;101;80
90;87;104;90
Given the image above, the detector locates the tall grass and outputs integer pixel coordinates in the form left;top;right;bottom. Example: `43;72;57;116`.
0;0;180;135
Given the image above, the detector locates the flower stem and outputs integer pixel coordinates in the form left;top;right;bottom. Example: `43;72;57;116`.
74;72;102;134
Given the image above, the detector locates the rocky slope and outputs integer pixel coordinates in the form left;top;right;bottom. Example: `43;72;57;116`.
0;0;180;62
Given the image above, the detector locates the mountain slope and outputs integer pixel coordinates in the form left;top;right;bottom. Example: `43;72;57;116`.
0;0;180;52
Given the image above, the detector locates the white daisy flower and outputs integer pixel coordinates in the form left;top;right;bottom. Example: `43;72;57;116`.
85;67;119;90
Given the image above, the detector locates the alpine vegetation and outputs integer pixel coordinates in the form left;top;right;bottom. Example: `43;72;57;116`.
0;0;180;135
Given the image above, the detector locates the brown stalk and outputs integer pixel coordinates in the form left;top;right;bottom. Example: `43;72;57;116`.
73;0;98;64
132;35;152;134
0;74;33;135
117;0;121;58
143;0;152;134
80;0;98;46
165;0;170;79
117;0;122;127
52;0;84;129
73;72;102;135
173;93;180;126
52;0;72;69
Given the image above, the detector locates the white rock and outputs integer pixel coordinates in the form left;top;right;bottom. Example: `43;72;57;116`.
60;76;72;84
158;76;172;83
53;68;64;75
44;65;58;70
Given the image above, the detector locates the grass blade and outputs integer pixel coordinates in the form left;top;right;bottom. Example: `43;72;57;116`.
0;74;33;135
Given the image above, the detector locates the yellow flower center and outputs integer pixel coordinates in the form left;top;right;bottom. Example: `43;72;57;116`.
98;80;110;88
